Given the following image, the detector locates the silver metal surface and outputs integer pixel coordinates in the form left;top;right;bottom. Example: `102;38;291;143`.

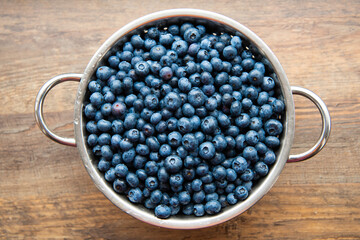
73;9;295;229
34;73;82;147
35;9;331;229
288;86;331;162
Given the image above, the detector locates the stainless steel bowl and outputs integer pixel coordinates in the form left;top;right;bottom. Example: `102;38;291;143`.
35;9;331;229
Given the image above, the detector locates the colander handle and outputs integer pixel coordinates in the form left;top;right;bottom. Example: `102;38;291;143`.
288;86;331;163
34;73;83;147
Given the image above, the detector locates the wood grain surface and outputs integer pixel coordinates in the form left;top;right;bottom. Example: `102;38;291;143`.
1;0;359;239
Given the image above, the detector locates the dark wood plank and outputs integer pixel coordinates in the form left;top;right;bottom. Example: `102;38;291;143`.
0;0;359;239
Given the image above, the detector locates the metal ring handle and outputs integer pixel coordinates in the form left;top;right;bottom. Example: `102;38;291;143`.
288;86;331;162
34;73;83;147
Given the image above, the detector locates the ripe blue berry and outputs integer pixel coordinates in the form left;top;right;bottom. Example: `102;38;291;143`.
205;200;221;214
234;186;249;200
154;204;171;219
164;155;183;173
199;142;216;160
128;188;143;203
264;119;283;136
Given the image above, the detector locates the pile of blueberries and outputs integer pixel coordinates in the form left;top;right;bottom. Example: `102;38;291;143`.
84;22;284;219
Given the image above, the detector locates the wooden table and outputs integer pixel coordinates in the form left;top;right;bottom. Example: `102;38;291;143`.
1;1;359;239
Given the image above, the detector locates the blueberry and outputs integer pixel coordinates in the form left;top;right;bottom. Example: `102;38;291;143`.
111;102;126;117
199;142;216;160
230;100;242;117
182;168;196;181
257;92;269;106
243;146;259;162
245;130;259;146
201;116;218;134
243;181;253;192
164;92;182;111
259;104;273;119
265;136;280;149
147;27;160;39
230;36;242;49
240;169;254;182
210;152;225;165
225;136;236;150
98;133;111;146
87;134;98;147
195;106;208;118
190;116;201;130
255;142;268;156
184;27;201;43
234;186;248;200
119;61;132;72
92;145;101;156
225;169;237;182
188;42;200;56
222;46;238;62
261;76;275;91
205;192;219;202
154;204;171;219
122;148;136;163
200;60;213;73
124;113;137;130
145;161;159;176
264;150;276;165
119;138;133;151
193;204;205;217
144;94;159;110
196;163;210;177
197;49;210;61
159;144;172;157
168;131;182;148
181;133;198;152
213;166;227;181
136;169;147;181
113;179;127;193
254;161;269;176
134;61;150;77
150;45;167;61
145;176;159;191
272;99;285;113
264;119;283;136
120;51;133;62
219;33;231;44
178;191;191;205
170;174;184;187
193;131;205;144
214;72;229;86
84;104;97;119
177;117;193;134
98;159;110;172
212;41;224;52
96;66;112;80
226;193;238;205
159;33;174;46
181;203;194;215
88;80;101;93
90;92;104;107
178;77;192;93
164;155;183;173
144;38;156;50
172;40;188;56
205;200;221;214
128;188;143;203
232;156;248;174
248;69;264;85
233;113;249;129
115;163;128;178
158;66;173;81
155;121;167;133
